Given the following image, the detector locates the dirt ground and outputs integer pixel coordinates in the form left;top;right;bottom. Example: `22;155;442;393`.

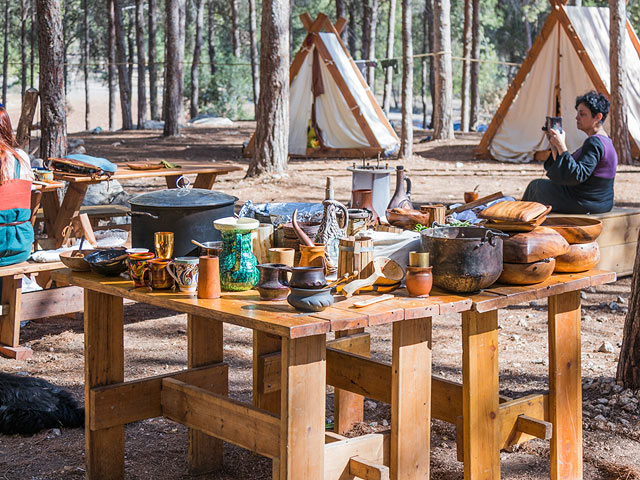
1;123;640;479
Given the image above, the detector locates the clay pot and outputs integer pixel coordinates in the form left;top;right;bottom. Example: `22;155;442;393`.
198;255;221;299
287;287;334;312
405;266;433;297
289;266;327;289
351;189;379;223
464;192;480;203
299;243;327;269
256;263;290;301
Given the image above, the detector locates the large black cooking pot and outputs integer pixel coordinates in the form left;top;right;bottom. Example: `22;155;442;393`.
130;188;237;257
420;226;505;293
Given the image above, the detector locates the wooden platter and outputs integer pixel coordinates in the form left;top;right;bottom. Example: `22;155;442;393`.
542;217;603;244
554;241;600;273
498;258;556;285
479;201;551;223
484;214;548;233
502;226;569;263
127;163;165;171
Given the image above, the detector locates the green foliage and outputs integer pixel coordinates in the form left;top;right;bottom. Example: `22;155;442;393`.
197;57;253;120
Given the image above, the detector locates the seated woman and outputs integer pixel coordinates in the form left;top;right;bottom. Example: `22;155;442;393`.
0;106;34;267
522;91;617;214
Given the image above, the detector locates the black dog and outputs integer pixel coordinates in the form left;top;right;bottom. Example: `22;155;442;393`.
0;372;84;435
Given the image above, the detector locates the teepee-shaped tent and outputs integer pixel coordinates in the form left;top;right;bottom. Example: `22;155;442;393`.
244;13;399;158
476;1;640;163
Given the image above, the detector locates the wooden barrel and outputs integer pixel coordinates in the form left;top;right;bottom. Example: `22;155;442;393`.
338;236;374;279
420;204;446;226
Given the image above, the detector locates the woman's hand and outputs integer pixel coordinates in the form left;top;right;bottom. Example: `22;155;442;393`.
548;128;568;155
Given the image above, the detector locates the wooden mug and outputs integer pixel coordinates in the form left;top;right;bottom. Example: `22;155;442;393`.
198;255;221;299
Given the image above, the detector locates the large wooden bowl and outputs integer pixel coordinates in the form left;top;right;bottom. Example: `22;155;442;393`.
498;258;556;285
503;226;569;263
386;208;430;230
542;217;603;244
59;250;96;272
554;241;600;273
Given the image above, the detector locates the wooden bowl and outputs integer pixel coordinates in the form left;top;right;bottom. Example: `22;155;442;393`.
386;208;430;230
59;250;96;272
503;226;569;263
542;217;603;244
554;241;600;273
498;258;556;285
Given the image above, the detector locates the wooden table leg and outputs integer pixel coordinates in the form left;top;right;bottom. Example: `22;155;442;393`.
462;309;500;480
253;330;281;414
390;317;431;480
193;173;218;189
84;290;124;480
40;190;61;236
187;314;226;474
334;328;369;434
49;182;89;248
279;334;326;480
548;291;582;480
0;274;32;360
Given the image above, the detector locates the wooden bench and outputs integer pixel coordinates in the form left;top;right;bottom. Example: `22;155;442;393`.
549;206;640;276
0;261;84;360
35;204;130;227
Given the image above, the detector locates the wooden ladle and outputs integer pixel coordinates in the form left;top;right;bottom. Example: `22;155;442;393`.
342;257;404;297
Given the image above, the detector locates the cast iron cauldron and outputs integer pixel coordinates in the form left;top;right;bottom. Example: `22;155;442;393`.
420;226;505;293
130;188;237;257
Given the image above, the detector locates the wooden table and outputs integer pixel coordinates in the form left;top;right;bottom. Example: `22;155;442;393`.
41;163;241;248
52;269;472;480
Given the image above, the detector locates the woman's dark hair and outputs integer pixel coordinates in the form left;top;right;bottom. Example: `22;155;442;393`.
575;91;609;123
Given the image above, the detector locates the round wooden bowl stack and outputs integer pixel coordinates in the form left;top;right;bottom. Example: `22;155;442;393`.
542;217;603;273
499;227;569;285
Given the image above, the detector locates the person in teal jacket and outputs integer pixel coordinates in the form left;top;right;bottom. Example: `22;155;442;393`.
0;106;34;267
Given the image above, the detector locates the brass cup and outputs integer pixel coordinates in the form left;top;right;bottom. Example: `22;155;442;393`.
409;251;429;268
154;231;174;259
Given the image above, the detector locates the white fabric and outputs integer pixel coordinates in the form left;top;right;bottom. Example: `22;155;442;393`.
489;6;640;162
288;51;314;155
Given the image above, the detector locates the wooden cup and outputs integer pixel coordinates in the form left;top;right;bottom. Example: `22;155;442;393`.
251;223;274;264
198;255;221;299
269;248;295;280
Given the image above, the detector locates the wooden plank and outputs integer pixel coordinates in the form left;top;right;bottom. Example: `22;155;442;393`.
324;432;389;480
462;309;500;480
334;16;347;35
40;189;61;235
52;181;89;248
187;314;225;474
21;286;84;321
254;331;282;412
325;431;347;443
16;88;39;150
84;289;125;480
192;172;218;190
327;348;391;404
516;414;552;441
0;275;22;348
447;192;504;215
0;261;65;277
390;317;431;480
35;204;130;221
52;164;241;183
279;334;326;479
475;11;559;158
333;329;370;434
548;291;582;480
161;378;281;459
498;393;548;449
593;211;640;246
349;456;390;480
89;364;228;430
597;242;637;277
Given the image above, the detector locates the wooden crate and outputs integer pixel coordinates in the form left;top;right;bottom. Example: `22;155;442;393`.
549;206;640;277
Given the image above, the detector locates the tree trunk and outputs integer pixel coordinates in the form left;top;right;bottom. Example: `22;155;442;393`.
246;0;289;177
190;0;204;119
433;0;454;139
426;0;435;128
421;0;428;129
347;0;357;58
163;0;184;136
367;0;379;89
83;0;90;130
62;2;68;95
617;231;640;388
36;0;67;159
2;0;9;106
21;0;28;97
113;0;133;130
207;0;216;76
610;0;632;165
399;0;413;159
231;0;240;57
524;17;532;52
148;0;159;120
336;0;346;42
127;14;135;97
362;0;371;64
460;0;472;132
249;0;259;115
469;0;479;130
108;0;116;131
136;0;147;128
382;0;396;116
30;0;36;86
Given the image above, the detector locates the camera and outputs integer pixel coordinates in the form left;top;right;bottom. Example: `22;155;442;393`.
542;116;563;134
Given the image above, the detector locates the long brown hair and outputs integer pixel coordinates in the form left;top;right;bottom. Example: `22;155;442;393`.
0;107;27;183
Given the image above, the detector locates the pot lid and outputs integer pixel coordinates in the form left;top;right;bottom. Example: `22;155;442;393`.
130;188;237;208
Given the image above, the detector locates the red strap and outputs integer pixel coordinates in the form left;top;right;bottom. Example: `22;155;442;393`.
0;179;32;210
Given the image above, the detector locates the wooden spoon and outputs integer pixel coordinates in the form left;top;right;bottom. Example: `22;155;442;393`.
342;257;404;297
191;239;207;249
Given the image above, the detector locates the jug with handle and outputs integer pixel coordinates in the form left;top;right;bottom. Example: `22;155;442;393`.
214;217;260;291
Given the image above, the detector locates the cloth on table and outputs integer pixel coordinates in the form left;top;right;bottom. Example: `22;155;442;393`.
356;229;421;271
447;196;516;224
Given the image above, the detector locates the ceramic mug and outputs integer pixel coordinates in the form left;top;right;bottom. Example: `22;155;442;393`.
167;256;199;293
127;252;155;287
146;258;174;290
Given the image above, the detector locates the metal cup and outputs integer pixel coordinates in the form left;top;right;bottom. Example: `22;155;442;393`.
154;231;174;259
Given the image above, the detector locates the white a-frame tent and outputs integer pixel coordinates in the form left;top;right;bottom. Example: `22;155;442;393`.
245;13;399;158
476;2;640;163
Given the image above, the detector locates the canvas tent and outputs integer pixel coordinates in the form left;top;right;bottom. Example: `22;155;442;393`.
476;2;640;163
244;13;399;158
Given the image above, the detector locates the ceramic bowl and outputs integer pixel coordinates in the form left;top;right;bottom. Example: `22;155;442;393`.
59;250;96;272
85;248;129;276
289;266;327;289
287;287;334;312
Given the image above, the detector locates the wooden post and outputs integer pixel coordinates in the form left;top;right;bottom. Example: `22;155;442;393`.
15;87;39;151
0;275;26;359
253;331;282;414
84;289;125;479
279;334;326;480
187;314;226;474
390;317;431;480
548;291;582;480
462;309;500;480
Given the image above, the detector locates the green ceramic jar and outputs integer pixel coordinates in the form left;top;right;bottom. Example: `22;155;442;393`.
214;217;260;291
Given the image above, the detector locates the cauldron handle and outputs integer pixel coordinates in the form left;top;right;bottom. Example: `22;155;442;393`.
128;211;159;220
482;228;508;246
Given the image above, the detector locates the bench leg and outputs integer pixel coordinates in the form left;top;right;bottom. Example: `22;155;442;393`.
187;314;226;474
0;274;32;360
549;291;583;480
253;331;282;414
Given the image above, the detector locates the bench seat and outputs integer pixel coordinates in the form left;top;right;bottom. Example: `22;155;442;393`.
35;204;130;223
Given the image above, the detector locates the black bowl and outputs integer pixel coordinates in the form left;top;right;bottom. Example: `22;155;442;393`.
85;248;129;276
